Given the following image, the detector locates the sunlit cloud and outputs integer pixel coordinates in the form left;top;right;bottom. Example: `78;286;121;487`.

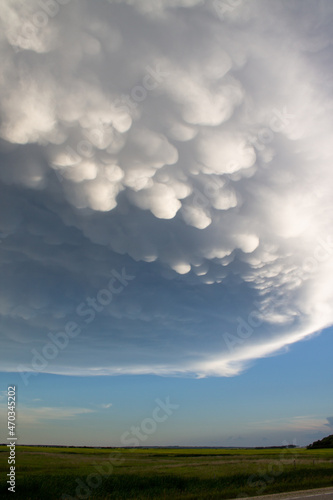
0;403;94;428
101;403;113;409
250;416;331;433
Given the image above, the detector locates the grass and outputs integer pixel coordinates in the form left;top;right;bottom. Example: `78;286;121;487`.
0;446;332;499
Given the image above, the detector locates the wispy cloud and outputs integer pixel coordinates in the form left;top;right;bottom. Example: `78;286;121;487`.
100;403;112;409
0;391;7;401
325;416;333;430
250;416;330;433
7;406;94;426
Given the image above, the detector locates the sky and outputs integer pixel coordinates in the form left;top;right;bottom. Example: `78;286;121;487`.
0;0;332;447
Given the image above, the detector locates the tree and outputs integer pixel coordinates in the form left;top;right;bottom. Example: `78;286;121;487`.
307;434;333;449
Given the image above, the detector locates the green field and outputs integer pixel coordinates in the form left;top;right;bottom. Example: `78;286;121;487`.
1;446;332;499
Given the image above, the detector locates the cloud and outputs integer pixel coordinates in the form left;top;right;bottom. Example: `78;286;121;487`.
0;0;333;377
325;417;333;429
0;403;94;428
0;391;7;401
250;416;331;433
23;406;94;422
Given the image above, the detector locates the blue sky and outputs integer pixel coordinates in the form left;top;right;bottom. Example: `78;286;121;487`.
1;326;332;447
0;0;333;447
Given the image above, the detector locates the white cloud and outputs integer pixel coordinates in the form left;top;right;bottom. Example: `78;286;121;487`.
0;391;7;401
0;404;94;428
101;403;112;409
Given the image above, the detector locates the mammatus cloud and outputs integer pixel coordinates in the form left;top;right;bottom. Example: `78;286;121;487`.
0;0;333;378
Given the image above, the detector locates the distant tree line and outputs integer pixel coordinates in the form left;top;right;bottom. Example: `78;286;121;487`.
307;434;333;449
254;445;297;449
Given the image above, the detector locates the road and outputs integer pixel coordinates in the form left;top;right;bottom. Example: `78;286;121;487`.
237;487;333;500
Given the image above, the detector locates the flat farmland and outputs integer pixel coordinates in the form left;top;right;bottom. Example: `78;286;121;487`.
0;446;332;499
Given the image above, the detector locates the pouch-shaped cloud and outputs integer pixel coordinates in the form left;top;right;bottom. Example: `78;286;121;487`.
0;0;333;378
